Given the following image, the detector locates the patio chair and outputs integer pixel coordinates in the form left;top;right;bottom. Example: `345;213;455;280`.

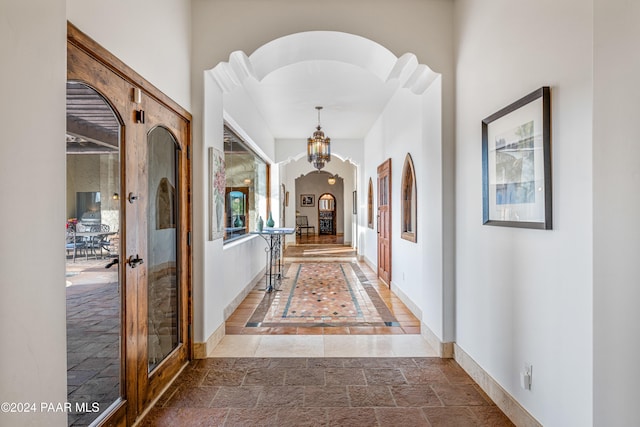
65;225;87;262
86;224;111;258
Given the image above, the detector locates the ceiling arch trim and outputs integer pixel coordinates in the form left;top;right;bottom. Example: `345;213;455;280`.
282;150;355;166
208;31;439;96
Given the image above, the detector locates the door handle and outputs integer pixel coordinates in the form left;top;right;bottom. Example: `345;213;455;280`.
105;258;119;269
126;254;144;268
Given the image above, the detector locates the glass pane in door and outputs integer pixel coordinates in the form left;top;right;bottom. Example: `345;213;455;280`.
65;81;122;426
147;127;180;372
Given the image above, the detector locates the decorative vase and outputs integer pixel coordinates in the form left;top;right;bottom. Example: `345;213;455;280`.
257;216;264;232
266;211;275;227
234;215;243;227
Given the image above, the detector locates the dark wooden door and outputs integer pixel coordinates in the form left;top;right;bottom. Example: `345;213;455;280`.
377;159;392;286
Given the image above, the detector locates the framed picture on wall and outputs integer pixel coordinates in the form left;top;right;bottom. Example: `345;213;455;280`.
482;86;552;229
301;194;315;207
353;191;357;214
208;147;226;240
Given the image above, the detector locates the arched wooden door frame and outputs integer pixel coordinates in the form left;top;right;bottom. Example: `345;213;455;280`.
318;192;336;235
67;22;192;426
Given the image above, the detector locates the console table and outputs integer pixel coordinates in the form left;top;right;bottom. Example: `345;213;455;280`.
250;227;295;292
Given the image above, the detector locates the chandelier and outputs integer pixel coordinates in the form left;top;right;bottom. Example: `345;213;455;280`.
307;106;331;171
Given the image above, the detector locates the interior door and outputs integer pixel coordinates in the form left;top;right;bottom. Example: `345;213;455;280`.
318;193;336;235
68;23;191;426
130;90;191;415
377;159;392;285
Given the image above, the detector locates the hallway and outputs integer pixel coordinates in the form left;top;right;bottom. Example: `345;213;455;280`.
139;243;515;426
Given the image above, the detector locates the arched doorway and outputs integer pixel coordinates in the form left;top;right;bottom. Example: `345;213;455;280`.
318;193;336;235
204;29;451;349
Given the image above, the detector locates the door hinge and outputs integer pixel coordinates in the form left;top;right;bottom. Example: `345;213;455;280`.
187;231;192;246
188;324;192;339
187;145;191;160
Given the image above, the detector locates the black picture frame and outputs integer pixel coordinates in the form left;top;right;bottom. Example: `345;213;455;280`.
482;87;552;229
300;194;315;207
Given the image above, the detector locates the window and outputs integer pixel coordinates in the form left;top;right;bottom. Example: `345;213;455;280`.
401;153;417;242
223;125;268;242
367;178;374;229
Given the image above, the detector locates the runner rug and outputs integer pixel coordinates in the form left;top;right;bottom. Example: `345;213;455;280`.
246;262;399;328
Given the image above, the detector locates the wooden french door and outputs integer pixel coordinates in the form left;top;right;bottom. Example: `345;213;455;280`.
377;159;392;285
130;82;191;418
67;23;191;426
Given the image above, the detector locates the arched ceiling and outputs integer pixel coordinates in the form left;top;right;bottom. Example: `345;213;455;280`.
208;31;439;141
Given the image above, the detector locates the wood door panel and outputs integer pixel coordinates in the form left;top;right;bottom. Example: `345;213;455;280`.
377;159;392;286
136;90;191;413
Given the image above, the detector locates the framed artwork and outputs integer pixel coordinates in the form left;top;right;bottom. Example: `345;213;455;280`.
482;86;552;229
353;191;357;214
208;147;226;240
300;194;315;207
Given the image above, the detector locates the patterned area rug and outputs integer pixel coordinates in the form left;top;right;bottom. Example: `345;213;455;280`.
246;262;399;328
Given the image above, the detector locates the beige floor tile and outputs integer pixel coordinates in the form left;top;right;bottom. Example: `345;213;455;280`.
388;335;438;357
207;335;261;357
324;335;396;357
255;335;324;357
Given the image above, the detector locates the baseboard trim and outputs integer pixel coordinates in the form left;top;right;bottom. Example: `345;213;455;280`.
361;256;453;358
390;281;423;321
223;268;266;319
363;255;376;273
194;269;265;359
454;344;542;427
420;322;454;358
193;323;225;359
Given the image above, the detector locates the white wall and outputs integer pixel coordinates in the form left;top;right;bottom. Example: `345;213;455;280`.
224;87;276;163
67;0;192;111
593;1;640;425
0;1;68;426
362;79;446;340
199;68;277;343
455;1;593;426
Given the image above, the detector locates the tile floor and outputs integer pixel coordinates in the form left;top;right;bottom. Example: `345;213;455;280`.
225;257;421;336
140;242;515;425
66;259;121;426
140;357;514;426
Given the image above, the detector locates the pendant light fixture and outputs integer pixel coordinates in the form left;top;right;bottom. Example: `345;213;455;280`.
307;106;331;171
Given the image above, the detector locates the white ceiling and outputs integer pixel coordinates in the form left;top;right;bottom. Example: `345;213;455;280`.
243;60;401;140
209;31;438;141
